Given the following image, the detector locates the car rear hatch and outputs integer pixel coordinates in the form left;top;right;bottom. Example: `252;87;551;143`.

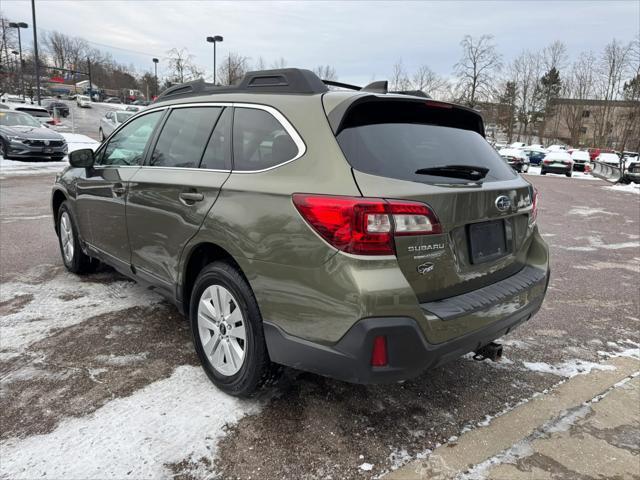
325;95;536;303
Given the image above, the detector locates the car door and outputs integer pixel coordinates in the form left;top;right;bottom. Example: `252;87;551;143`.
74;109;165;270
126;105;232;294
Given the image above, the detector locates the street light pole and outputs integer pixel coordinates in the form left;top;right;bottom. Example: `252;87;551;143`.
11;51;19;91
9;22;28;100
152;58;159;97
206;35;223;84
30;0;41;105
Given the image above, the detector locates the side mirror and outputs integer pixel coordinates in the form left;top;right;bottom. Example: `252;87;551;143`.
69;148;95;168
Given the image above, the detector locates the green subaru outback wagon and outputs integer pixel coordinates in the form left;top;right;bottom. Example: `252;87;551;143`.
52;69;549;396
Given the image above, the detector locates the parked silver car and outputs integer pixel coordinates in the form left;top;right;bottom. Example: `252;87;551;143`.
99;110;134;141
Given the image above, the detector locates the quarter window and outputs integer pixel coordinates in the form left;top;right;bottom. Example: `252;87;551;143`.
150;107;222;168
232;107;299;171
100;111;163;166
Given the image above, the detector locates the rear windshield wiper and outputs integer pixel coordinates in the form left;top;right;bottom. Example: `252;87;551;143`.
415;165;489;181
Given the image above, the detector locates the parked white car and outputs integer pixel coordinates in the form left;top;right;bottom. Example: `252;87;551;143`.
99;110;134;141
541;151;574;177
498;147;530;173
528;144;546;150
596;152;621;166
570;150;591;172
76;95;91;108
7;103;55;126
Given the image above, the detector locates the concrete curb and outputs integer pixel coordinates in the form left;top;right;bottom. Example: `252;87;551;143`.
386;356;640;479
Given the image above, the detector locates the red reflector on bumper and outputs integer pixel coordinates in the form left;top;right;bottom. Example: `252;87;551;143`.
371;335;388;367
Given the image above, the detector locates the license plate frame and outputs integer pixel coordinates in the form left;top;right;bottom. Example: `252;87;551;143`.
468;219;508;264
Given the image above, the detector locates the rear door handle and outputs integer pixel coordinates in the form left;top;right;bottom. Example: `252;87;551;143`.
179;192;204;204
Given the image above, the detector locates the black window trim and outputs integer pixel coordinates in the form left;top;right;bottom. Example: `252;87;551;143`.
124;102;306;174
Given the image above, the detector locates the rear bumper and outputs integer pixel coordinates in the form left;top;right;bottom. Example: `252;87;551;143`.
264;266;549;383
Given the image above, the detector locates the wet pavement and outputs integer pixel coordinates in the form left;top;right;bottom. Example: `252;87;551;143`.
0;172;638;479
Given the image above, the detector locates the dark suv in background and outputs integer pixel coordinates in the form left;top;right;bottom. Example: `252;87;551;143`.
51;69;550;396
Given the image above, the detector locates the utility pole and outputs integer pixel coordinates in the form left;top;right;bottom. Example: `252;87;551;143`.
30;0;41;105
87;58;93;100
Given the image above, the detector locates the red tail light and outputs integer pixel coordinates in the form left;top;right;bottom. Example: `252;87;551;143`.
292;194;441;256
370;335;388;366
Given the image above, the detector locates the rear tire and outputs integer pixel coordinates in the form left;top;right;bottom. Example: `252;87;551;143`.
57;202;98;274
541;170;547;175
566;171;572;177
190;261;279;397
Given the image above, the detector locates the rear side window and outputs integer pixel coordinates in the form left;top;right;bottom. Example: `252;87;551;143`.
233;108;299;171
336;101;516;184
150;107;222;168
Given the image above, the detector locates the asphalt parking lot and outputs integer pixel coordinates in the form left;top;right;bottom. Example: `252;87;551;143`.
0;171;638;479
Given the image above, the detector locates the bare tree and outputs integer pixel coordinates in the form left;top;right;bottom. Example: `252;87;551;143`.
312;65;337;81
560;51;597;145
453;34;502;108
510;50;543;142
592;39;634;146
390;59;411;91
166;47;203;84
254;56;267;71
542;40;568;72
412;64;449;97
218;52;249;85
270;57;287;69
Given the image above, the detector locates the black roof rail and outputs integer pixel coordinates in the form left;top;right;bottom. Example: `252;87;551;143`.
322;80;361;91
155;68;328;102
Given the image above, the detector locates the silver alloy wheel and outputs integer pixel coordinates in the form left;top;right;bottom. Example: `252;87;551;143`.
197;284;247;376
59;212;75;263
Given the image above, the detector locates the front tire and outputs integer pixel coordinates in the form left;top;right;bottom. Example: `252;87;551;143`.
57;202;98;274
522;163;529;173
566;171;572;177
0;139;10;159
190;261;278;397
541;170;547;175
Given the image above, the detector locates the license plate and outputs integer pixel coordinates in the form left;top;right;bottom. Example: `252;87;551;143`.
468;220;508;264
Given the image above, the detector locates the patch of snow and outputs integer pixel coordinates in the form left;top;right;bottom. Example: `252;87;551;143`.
0;366;262;479
359;462;374;471
522;359;616;378
0;268;162;359
605;183;640;195
567;206;617;217
388;448;411;470
94;352;150;366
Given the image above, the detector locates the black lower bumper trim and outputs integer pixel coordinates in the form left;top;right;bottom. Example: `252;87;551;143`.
264;294;545;384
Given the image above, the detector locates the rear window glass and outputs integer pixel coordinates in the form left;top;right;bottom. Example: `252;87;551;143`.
336;101;516;184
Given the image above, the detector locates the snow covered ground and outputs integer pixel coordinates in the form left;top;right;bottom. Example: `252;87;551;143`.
604;183;640;195
0;133;99;177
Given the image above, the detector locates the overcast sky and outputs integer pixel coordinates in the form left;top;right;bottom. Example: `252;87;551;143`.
2;0;639;85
